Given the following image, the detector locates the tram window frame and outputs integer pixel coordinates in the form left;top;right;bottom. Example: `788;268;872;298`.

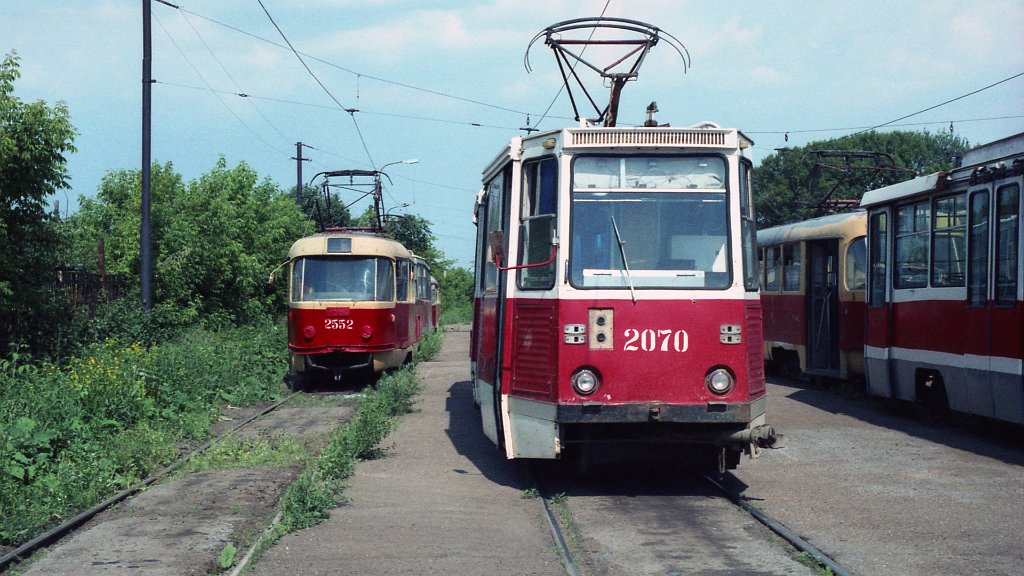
395;259;411;302
763;246;781;292
480;170;506;294
868;210;887;307
894;200;930;289
967;189;990;307
782;243;802;292
995;183;1020;305
740;160;759;291
845;236;866;292
567;153;732;290
931;193;967;288
517;156;558;291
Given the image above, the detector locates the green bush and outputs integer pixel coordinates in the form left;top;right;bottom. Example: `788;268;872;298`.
0;320;288;545
278;365;423;532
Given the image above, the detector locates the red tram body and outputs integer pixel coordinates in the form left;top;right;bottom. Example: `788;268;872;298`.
861;133;1024;424
470;122;775;465
757;211;868;380
286;229;431;386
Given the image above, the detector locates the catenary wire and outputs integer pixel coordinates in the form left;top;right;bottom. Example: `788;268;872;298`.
151;80;521;131
177;9;291;143
155;1;572;122
256;0;377;168
152;10;292;159
847;71;1024;137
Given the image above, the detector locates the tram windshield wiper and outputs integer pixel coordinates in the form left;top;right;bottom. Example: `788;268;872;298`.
610;216;637;304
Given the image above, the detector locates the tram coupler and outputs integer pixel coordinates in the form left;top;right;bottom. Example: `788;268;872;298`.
751;425;783;449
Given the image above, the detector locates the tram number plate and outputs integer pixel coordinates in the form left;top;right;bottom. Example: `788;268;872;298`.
623;328;689;352
324;318;354;330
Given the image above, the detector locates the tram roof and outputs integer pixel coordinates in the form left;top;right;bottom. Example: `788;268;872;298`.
860;132;1024;209
859;171;946;208
757;210;866;246
288;229;412;260
482;122;752;181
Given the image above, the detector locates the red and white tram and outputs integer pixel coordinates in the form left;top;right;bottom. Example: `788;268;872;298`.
470;119;776;466
861;133;1024;424
757;211;868;380
286;229;429;387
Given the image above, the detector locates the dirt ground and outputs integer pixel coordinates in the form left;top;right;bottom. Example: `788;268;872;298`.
10;332;1024;575
730;378;1024;576
13;402;354;576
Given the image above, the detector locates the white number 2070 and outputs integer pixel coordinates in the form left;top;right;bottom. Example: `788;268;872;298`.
622;328;689;352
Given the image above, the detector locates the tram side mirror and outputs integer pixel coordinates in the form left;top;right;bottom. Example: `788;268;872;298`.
265;272;277;295
488;230;506;265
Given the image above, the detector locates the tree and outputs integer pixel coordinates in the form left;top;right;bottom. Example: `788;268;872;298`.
0;52;77;353
754;130;969;228
65;158;313;328
296;182;350;230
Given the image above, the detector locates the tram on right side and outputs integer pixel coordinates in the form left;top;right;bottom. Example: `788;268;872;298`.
859;133;1023;424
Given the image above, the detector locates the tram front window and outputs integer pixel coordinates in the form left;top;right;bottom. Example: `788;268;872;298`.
569;155;730;289
292;256;394;302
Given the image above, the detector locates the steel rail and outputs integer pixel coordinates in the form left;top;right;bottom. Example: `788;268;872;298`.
540;495;582;576
0;393;297;572
701;473;853;576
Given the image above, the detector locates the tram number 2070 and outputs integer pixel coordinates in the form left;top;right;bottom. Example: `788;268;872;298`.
623;328;689;352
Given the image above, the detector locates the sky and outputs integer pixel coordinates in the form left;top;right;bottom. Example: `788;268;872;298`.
3;0;1023;268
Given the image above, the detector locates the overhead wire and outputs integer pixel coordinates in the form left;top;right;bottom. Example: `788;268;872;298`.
152;9;292;160
256;0;377;168
847;71;1024;137
156;2;571;122
151;79;521;131
177;9;291;143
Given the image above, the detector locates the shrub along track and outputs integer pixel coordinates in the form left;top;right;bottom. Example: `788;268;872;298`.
2;329;439;575
0;393;298;572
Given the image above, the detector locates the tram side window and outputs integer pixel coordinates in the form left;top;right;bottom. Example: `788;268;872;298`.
740;161;759;291
931;194;967;287
894;201;930;288
995;183;1019;304
869;211;887;307
968;190;989;306
763;246;781;291
415;263;431;300
481;172;506;293
845;237;866;291
782;243;801;292
518;157;557;290
396;259;410;302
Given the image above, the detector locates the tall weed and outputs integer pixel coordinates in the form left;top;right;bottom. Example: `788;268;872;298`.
0;320;288;545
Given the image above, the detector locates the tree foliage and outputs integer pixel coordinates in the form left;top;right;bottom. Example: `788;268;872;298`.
754;130;970;228
65;158;314;329
0;52;77;353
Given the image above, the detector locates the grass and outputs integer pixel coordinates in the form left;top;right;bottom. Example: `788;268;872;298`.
182;435;311;472
245;330;443;565
0;320;288;546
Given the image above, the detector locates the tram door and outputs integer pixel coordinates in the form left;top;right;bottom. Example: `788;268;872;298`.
807;240;840;374
474;165;511;447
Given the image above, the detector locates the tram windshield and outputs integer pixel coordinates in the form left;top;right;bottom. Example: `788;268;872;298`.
569;155;730;289
291;256;394;302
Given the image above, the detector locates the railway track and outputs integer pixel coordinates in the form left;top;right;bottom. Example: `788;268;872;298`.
533;460;851;576
0;393;300;573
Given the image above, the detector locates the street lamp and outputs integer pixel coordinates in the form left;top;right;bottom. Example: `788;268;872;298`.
380;158;418;171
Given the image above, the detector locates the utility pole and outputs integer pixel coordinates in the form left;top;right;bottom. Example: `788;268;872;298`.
292;142;311;206
141;0;153;310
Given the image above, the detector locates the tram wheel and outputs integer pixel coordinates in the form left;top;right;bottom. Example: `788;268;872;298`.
286;372;306;392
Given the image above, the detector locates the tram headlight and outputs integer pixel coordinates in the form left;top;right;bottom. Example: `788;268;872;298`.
705;367;734;395
571;368;600;396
